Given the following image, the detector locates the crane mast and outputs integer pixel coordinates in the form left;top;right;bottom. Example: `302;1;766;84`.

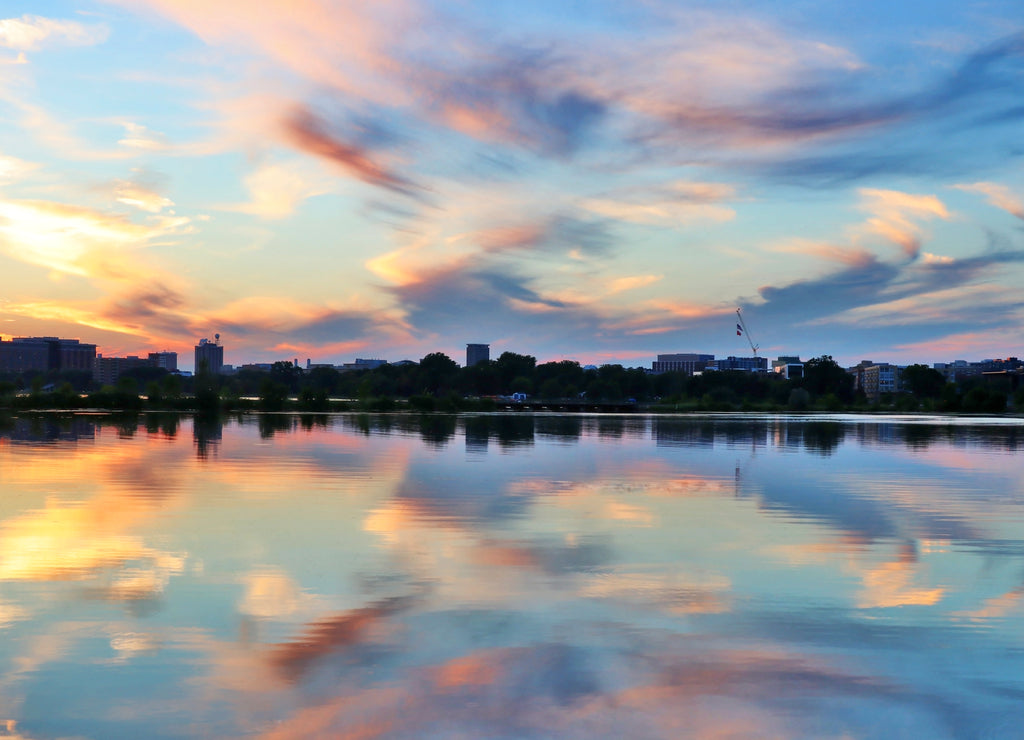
736;308;759;356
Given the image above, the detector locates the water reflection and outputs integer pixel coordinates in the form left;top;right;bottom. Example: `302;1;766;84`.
0;413;1022;738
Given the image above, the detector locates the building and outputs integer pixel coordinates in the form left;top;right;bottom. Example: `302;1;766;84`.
0;339;49;374
708;356;768;372
466;343;490;367
354;358;386;369
934;357;1024;382
651;353;714;375
772;356;803;379
195;337;224;375
93;355;149;386
852;362;904;402
148;351;178;372
0;337;96;375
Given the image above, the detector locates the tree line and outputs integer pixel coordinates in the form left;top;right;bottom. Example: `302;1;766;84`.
1;351;1020;413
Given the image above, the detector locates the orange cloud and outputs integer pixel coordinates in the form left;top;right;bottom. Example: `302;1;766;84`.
857;549;944;609
953;181;1024;220
855;188;950;260
606;275;664;295
773;239;876;267
0;198;191;279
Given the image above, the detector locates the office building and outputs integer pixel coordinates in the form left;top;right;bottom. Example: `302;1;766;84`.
651;353;714;375
195;337;224;375
148;351;178;372
773;356;803;379
466;343;490;367
708;356;768;372
0;337;96;375
93;355;149;386
852;362;904;402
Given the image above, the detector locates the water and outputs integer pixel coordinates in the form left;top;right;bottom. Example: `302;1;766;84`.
1;413;1023;739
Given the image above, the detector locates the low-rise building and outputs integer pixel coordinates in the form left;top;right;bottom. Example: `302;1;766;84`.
93;355;150;386
0;337;97;375
148;351;178;372
652;353;714;375
707;356;768;372
853;362;904;402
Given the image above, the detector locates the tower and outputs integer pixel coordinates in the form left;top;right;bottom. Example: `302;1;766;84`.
466;343;489;367
194;335;224;375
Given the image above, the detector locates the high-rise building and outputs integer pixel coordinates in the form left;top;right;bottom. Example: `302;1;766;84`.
194;336;224;375
466;343;489;367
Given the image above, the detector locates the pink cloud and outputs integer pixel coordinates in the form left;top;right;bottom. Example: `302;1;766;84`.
282;107;419;194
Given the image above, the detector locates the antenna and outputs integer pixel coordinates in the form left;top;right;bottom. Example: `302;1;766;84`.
736;308;759;356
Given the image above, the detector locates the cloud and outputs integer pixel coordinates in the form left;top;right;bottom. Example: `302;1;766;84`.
110;0;412;99
607;275;663;295
269;595;416;681
117;122;170;152
0;198;191;279
0;154;37;184
0;14;108;51
114;180;174;213
414;52;608;156
953;181;1024;220
580;181;737;226
227;161;333;219
196;297;403;360
283;107;420;195
855;188;950;260
473;214;613;256
102;282;187;322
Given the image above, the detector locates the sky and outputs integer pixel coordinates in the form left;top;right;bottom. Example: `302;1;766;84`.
0;1;1022;371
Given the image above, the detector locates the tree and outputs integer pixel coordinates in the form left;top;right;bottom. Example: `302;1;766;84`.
269;361;302;393
418;352;459;395
495;352;536;392
803;355;854;401
902;364;947;399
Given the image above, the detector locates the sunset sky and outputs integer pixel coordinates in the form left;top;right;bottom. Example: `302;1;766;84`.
1;1;1022;370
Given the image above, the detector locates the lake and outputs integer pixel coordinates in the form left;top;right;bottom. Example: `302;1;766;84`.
1;412;1023;739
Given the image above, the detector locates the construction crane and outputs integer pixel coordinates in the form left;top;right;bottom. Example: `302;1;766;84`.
736;308;759;357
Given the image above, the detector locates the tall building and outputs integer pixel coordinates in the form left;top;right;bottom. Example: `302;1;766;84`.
148;351;178;372
195;337;224;375
466;343;489;367
652;353;714;375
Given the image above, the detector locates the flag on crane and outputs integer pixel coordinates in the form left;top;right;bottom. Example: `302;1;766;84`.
736;324;743;336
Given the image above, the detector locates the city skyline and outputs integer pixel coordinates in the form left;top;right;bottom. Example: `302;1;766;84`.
1;2;1022;368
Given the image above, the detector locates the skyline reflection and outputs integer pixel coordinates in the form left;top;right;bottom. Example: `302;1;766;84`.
0;413;1022;738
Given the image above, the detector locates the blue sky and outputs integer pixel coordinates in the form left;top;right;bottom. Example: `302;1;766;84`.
1;1;1022;369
